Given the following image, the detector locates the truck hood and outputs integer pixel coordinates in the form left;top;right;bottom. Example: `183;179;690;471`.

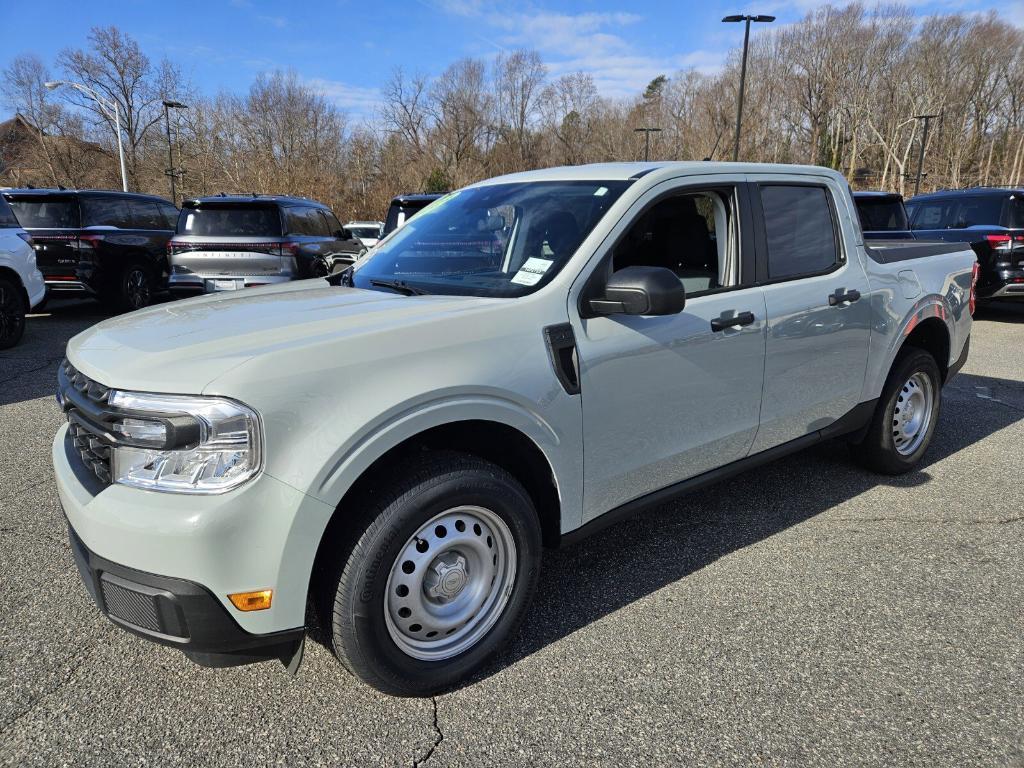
67;280;496;393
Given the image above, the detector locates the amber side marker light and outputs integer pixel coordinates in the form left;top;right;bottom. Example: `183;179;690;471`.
229;589;273;611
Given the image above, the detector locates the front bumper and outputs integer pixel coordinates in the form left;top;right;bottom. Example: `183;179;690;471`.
67;521;303;667
53;421;335;661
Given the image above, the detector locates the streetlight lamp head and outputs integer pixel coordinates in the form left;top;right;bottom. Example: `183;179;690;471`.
43;81;62;90
753;15;776;22
722;15;744;22
162;100;189;109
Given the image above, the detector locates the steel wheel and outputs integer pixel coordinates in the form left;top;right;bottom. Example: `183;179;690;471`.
0;279;26;348
892;372;934;456
384;505;517;661
125;268;150;310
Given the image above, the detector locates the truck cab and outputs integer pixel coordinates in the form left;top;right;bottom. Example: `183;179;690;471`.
53;163;976;696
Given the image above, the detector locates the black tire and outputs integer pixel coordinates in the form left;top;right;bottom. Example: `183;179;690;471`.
106;263;153;313
318;451;542;697
0;277;27;349
850;347;942;474
311;258;330;278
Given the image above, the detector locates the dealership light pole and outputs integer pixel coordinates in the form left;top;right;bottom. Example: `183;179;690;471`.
634;127;662;161
162;100;189;205
722;14;775;162
912;113;938;197
45;80;128;191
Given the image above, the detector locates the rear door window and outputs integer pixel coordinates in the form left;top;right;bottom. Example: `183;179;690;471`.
760;185;839;280
321;210;344;237
81;197;132;228
949;196;1004;228
6;197;80;228
178;204;283;237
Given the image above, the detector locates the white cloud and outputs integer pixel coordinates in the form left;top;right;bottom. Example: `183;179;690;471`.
257;14;288;28
305;77;382;118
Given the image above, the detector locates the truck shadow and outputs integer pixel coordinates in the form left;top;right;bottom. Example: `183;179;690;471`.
472;371;1023;688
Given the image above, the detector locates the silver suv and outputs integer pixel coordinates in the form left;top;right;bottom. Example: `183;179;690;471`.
168;195;363;295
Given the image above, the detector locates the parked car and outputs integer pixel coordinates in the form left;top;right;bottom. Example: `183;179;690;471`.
381;193;443;236
853;191;915;240
345;220;383;248
906;187;1024;300
167;195;364;296
1;189;177;312
0;194;45;348
54;163;975;697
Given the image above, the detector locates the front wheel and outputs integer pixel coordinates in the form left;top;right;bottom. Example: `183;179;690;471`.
0;277;27;349
319;452;542;696
850;347;942;474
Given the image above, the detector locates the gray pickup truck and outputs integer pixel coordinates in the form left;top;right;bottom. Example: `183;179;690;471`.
53;163;976;696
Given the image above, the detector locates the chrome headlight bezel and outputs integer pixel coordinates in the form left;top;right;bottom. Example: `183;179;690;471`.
106;390;263;495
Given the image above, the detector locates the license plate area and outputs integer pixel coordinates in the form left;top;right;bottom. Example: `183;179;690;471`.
207;279;241;292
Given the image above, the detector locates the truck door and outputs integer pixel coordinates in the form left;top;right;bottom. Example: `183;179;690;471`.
570;179;767;521
748;178;871;454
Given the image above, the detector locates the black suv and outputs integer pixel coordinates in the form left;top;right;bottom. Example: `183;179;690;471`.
906;188;1024;300
167;195;364;296
382;193;444;237
2;189;178;312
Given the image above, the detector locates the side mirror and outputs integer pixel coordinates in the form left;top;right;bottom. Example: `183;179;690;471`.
588;266;686;316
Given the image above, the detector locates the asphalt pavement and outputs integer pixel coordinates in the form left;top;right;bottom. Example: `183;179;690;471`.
1;298;1022;767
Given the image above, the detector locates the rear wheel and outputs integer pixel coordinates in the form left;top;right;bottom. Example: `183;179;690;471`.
0;277;27;349
850;347;942;474
318;452;542;696
106;264;152;313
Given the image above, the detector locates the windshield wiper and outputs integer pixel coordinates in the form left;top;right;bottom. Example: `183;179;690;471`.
369;279;430;296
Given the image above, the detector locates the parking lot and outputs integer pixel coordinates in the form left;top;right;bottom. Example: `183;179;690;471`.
0;298;1022;767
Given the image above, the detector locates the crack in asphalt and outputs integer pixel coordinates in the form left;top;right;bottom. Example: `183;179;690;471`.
0;354;63;387
1;627;112;731
833;516;1023;525
412;696;444;767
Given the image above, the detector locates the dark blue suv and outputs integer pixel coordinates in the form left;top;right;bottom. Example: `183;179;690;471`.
906;188;1024;300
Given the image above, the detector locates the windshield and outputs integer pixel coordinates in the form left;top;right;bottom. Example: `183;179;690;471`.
353;181;631;298
177;203;282;237
856;197;908;231
349;226;380;240
6;196;80;228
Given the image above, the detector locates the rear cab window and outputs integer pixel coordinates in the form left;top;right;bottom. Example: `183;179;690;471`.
760;185;840;280
178;203;283;237
1008;196;1024;229
855;197;908;231
5;195;80;229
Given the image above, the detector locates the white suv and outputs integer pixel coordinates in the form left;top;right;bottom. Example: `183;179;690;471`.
0;194;45;348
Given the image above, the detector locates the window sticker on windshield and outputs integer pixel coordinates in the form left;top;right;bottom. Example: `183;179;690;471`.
594;186;609;197
510;257;554;286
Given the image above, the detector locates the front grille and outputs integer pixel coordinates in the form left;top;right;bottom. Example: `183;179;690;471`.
59;359;113;487
100;577;162;633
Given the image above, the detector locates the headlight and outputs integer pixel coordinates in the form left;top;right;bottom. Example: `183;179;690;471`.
107;391;262;494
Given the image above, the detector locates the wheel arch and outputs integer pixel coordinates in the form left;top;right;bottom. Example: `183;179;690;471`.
897;314;951;380
310;418;564;603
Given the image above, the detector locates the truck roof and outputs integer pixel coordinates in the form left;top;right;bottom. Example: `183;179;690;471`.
909;187;1024;201
183;194;327;207
471;161;848;187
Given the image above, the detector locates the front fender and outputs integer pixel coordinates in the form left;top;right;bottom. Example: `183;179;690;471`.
304;390;581;533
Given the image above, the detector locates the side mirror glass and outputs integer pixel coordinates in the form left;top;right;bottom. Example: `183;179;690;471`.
588;266;686;316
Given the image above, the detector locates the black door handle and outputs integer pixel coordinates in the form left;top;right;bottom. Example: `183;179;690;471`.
828;289;861;306
711;311;755;332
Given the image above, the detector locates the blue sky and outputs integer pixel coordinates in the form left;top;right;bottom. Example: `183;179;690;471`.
1;0;1020;123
